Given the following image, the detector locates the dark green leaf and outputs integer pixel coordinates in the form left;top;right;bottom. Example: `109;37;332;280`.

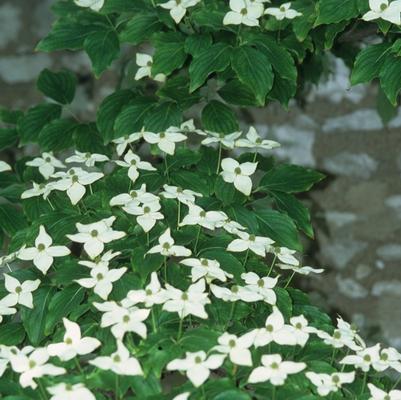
119;13;162;44
0;323;25;346
144;101;182;131
0;128;18;151
379;55;401;106
38;119;77;151
219;79;258;106
184;34;212;55
37;69;77;104
316;0;359;25
0;204;28;237
201;100;238;134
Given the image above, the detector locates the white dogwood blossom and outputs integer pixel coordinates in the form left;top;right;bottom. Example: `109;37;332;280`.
167;351;226;387
2;274;40;309
9;347;65;389
74;0;104;11
211;283;262;303
236;127;280;150
277;263;325;275
201;131;242;149
0;161;11;172
147;228;191;257
127;272;167;307
47;382;96;400
159;0;201;24
75;265;127;300
65;151;109;167
163;279;210;319
227;231;274;257
272;246;299;265
112;130;144;156
52;167;103;205
306;371;355;397
368;383;401;400
264;2;302;20
110;184;159;209
375;347;401;372
221;158;258;196
216;213;247;234
180;204;225;230
124;201;164;233
143;128;187;155
213;332;255;366
249;354;306;385
90;340;143;376
289;315;318;346
26;152;65;179
135;53;166;82
0;296;17;323
223;0;264;26
161;184;203;205
180;258;233;283
241;272;278;305
18;226;70;274
47;318;101;361
115;150;156;182
78;250;121;269
21;182;54;200
340;344;381;372
67;217;126;259
362;0;401;25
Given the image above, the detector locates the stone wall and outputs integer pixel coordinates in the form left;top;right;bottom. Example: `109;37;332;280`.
1;0;401;348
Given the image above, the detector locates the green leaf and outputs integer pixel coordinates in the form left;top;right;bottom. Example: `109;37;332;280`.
18;103;62;144
36;68;77;104
219;79;258;106
97;89;136;143
214;176;246;206
271;192;313;238
172;170;211;196
0;107;23;124
231;45;274;105
316;0;359;25
200;249;245;280
351;43;391;85
144;101;182;131
201;100;238;134
38;119;77;151
255;209;301;251
213;390;251;400
21;286;56;346
74;123;108;153
45;286;85;334
379;55;401;106
260;164;325;193
377;86;398;124
84;29;120;77
185;34;212;56
152;32;187;76
119;12;162;44
0;323;25;346
0;127;18;151
0;204;28;237
189;43;231;92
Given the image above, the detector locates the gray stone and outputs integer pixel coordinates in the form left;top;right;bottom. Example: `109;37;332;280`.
336;275;369;299
324;211;358;228
385;195;401;218
322;240;367;269
376;244;401;261
371;281;401;296
322;109;383;133
0;3;21;49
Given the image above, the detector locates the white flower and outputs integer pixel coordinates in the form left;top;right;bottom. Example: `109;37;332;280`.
147;228;191;257
180;204;225;230
340;344;381;372
368;383;401;400
163;279;210;319
172;393;190;400
21;182;54;200
210;283;263;303
362;0;401;25
248;354;306;385
52;167;103;205
0;161;11;172
227;231;274;257
26;152;65;180
18;226;70;274
47;318;101;361
90;340;143;376
241;272;277;305
201;131;242;149
110;184;159;209
47;382;96;400
180;258;233;283
273;246;299;265
78;250;121;269
115;150;156;182
74;0;104;11
143;128;187;155
65;151;109;167
289;315;318;347
0;248;23;269
0;296;17;323
134;53;166;82
124;201;164;233
2;274;40;309
236;127;280;150
94;301;150;339
336;317;366;349
306;371;355;397
213;331;255;366
277;263;325;275
375;347;401;372
221;158;257;196
67;216;126;259
75;265;127;300
127;272;167;307
178;119;206;136
167;351;226;387
223;0;264;26
264;2;302;20
215;213;247;234
159;0;201;24
252;307;297;347
161;184;203;205
112;130;144;156
9;347;65;389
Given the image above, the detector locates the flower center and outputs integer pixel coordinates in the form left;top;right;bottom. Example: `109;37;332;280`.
256;137;262;144
85;152;91;159
124;135;129;140
181;292;189;300
69;169;75;175
234;167;242;175
384;396;391;400
257;279;264;287
240;8;247;15
11;348;17;355
231;285;239;293
177;187;183;193
295;322;303;330
66;384;73;391
144;206;150;213
228;339;236;348
37;243;46;252
194;356;202;364
123;315;130;323
29;360;36;369
381;352;388;361
199;211;206;218
162;242;171;250
266;324;274;332
15;286;22;294
91;230;98;237
160;132;166;139
130;191;137;198
363;354;371;362
65;337;73;345
280;5;286;12
249;234;256;242
39;183;46;189
201;259;209;267
96;273;104;281
333;331;341;340
270;362;279;369
332;375;340;384
380;3;388;10
130;159;137;166
146;61;153;67
113;354;121;362
72;175;79;183
45;157;51;163
146;289;153;296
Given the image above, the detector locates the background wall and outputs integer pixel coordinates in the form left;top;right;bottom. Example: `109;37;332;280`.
1;0;401;348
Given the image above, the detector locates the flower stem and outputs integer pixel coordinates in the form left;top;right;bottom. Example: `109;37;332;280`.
392;373;401;390
267;255;277;276
177;318;184;341
164;157;170;183
177;200;181;230
74;357;83;374
242;248;250;268
115;374;121;400
194;225;201;255
272;385;276;400
163;257;168;282
151;308;158;333
146;232;150;247
38;380;47;400
360;372;367;395
216;142;222;174
47;198;55;210
284;271;296;288
224;302;236;330
252;151;258;163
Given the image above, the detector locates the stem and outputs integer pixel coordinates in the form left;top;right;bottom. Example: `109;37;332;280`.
224;302;236;330
216;142;222;174
38;380;47;400
330;348;337;365
177;318;184;341
194;225;201;255
272;385;276;400
164;157;170;183
164;257;168;282
392;373;401;390
284;271;296;288
47;197;55;210
146;232;150;247
360;372;367;396
267;255;277;276
242;248;250;268
151;307;158;333
89;184;93;195
201;385;206;399
177;200;181;230
74;357;84;374
252;151;258;163
115;373;121;400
